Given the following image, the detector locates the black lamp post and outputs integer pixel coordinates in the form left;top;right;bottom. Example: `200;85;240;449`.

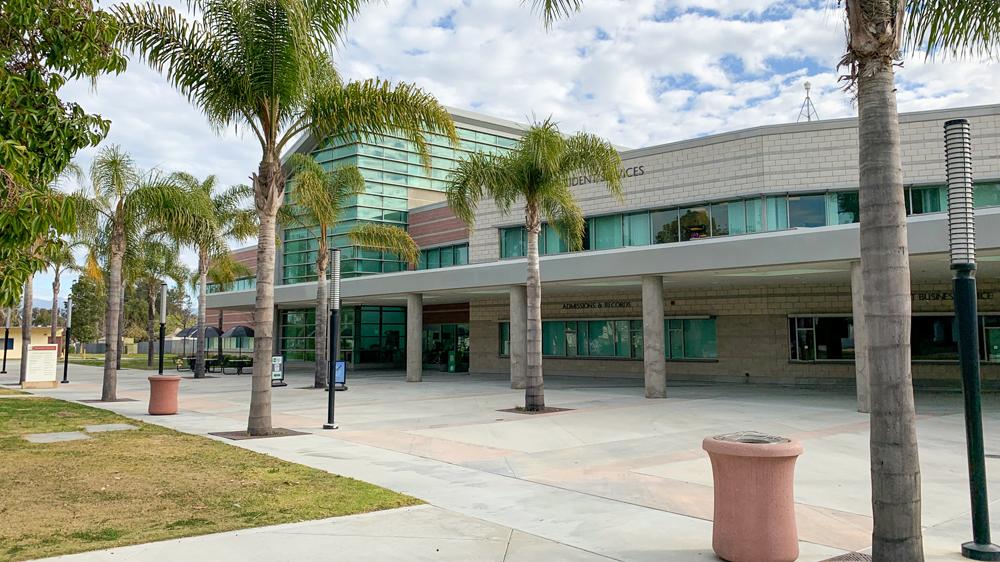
945;118;1000;561
61;299;72;383
158;283;167;376
1;309;9;374
323;248;341;430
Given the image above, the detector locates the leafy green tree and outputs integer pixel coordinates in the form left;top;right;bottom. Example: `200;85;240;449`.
115;0;458;435
171;173;256;378
447;120;622;411
0;0;126;307
285;154;419;388
74;146;205;401
67;276;104;345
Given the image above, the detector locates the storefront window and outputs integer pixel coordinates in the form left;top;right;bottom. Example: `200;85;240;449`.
650;208;680;244
679;207;710;241
588;320;616;356
543;321;566;356
828;192;860;224
624;212;651;246
591;215;624;250
500;227;525;258
788;194;826;228
542;224;569;255
499;322;510;356
910;186;946;214
912;316;959;361
766;196;788;231
974;182;1000;209
745;197;764;233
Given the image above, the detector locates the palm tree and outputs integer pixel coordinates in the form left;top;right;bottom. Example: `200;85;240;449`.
447;119;622;411
133;240;188;367
115;0;458;435
840;3;1000;558
44;244;80;356
172;173;257;378
285;154;419;388
74;145;202;401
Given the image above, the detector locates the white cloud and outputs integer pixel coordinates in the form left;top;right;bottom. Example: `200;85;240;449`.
32;0;1000;301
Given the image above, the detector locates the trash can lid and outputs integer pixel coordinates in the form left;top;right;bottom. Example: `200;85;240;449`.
712;431;789;444
702;431;803;457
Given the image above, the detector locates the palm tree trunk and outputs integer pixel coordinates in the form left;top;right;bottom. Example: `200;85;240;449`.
524;205;544;411
195;252;208;378
858;64;923;560
146;284;155;367
314;228;329;388
19;275;32;384
247;156;281;436
103;242;124;401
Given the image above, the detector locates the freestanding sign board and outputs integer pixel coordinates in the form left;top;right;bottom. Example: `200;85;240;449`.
334;360;347;390
24;344;58;389
270;355;286;387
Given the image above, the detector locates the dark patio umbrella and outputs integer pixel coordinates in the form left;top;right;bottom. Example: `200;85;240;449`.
221;325;254;357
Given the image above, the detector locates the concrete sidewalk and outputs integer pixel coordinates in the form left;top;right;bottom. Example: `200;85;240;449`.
9;361;1000;561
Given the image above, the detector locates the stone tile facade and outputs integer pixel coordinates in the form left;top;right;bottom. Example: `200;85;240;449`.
468;105;1000;264
469;281;1000;383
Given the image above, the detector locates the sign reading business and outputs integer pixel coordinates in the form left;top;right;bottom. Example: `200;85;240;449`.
569;165;645;187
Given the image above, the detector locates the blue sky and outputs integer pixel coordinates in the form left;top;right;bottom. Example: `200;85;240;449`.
35;0;1000;305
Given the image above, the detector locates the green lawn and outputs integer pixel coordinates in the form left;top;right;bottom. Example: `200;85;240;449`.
69;353;183;371
0;397;420;561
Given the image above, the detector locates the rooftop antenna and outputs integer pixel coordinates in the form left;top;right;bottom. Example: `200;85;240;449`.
797;82;819;123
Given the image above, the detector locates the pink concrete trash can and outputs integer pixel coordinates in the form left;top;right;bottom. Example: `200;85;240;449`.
702;431;804;562
148;375;181;415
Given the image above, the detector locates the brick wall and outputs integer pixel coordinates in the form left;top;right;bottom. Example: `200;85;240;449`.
408;204;469;249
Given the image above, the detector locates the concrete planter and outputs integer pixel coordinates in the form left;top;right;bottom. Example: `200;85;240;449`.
147;375;181;415
702;431;803;562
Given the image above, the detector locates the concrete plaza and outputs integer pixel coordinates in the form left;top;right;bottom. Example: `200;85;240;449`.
8;361;1000;561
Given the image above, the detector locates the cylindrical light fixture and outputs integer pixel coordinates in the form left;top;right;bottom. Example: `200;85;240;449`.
945;119;1000;561
330;248;341;312
66;299;73;329
946;119;976;268
160;283;168;324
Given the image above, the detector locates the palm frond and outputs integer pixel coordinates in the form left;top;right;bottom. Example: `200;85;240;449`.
539;184;586;251
348;223;420;266
206;252;253;285
446;151;518;225
904;0;1000;59
560;131;623;202
304;77;458;167
527;0;582;28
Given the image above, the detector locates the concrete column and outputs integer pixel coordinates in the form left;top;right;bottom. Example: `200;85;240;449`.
509;285;527;389
642;276;667;398
406;293;422;382
851;261;871;413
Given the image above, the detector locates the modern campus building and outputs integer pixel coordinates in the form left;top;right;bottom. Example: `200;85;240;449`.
206;104;1000;398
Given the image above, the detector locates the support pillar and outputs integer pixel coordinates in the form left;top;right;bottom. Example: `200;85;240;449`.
509;285;527;389
642;276;667;398
851;261;871;413
406;293;422;382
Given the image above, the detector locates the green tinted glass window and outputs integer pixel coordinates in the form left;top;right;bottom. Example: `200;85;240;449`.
501;228;525;258
542;321;566;356
766;196;788;230
651;209;679;243
592;215;623;249
679;207;710;241
588;321;615;356
455;244;469;265
499;322;510;355
624;212;650;246
975;182;1000;208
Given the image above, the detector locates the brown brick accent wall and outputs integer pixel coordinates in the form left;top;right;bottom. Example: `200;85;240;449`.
409;205;468;249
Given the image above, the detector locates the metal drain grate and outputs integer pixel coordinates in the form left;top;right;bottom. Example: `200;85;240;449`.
822;553;872;561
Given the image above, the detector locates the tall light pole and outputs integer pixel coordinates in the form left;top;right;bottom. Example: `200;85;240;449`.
323;248;341;430
61;299;72;383
1;309;9;374
945;118;1000;561
158;283;167;376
